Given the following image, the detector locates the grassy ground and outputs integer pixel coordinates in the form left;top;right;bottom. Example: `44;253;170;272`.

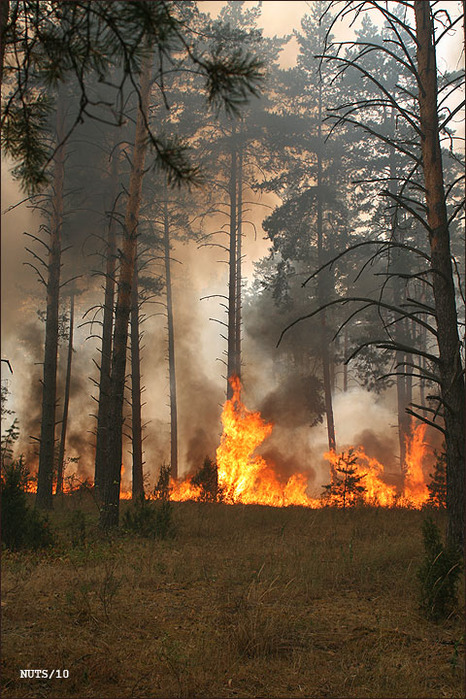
2;494;464;698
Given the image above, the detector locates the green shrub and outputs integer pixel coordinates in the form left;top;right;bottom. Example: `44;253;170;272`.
417;516;461;621
322;449;366;508
153;463;171;501
427;447;447;508
1;457;54;550
123;496;176;539
191;457;222;502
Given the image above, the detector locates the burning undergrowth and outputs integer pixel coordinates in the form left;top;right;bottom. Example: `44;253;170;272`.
15;377;433;510
169;377;432;509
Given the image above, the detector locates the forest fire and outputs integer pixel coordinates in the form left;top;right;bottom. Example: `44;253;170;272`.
21;382;431;509
170;378;431;509
170;377;321;506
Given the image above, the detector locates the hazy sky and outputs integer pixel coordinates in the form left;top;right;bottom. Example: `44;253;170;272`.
200;1;464;72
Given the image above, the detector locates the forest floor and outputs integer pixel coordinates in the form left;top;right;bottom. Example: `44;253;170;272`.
1;495;464;699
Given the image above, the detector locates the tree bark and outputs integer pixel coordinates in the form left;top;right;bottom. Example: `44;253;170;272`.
0;0;9;87
414;1;465;550
94;149;119;498
317;81;336;458
36;95;65;510
163;196;179;479
56;293;74;495
130;257;144;499
235;140;243;381
100;49;153;529
227;131;238;400
343;327;348;392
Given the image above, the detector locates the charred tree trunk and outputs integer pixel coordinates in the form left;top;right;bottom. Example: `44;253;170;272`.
235;142;243;382
387;111;411;475
163;197;179;479
36;96;65;510
414;1;465;549
94;150;119;497
343;326;348;392
226;133;238;400
56;293;74;495
130;258;144;499
100;50;153;529
317;84;336;458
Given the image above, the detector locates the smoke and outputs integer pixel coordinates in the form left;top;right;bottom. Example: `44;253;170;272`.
259;373;324;429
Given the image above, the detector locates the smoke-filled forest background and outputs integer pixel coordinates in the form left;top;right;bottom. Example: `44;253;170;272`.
1;3;465;698
1;0;464;522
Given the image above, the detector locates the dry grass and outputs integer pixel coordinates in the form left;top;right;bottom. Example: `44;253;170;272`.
2;496;464;698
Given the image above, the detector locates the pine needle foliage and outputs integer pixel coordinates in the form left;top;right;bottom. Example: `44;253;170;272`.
191;457;222;502
1;457;54;550
427;448;447;509
417;517;461;621
323;448;367;508
122;496;176;540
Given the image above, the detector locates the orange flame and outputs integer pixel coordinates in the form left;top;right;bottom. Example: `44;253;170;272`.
210;376;319;507
400;422;430;507
18;386;432;510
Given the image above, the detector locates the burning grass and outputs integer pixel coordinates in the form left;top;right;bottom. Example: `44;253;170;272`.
169;378;433;510
1;496;464;698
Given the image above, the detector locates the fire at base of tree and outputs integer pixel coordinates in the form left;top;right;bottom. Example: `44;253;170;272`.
1;0;464;694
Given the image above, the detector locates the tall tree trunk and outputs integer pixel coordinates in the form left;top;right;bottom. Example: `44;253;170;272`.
100;50;153;529
226;131;238;400
163;196;179;479
387;110;411;475
0;0;9;87
130;258;144;499
317;81;336;458
414;1;465;550
56;293;74;495
235;141;243;381
36;96;65;510
94;149;119;497
343;326;348;392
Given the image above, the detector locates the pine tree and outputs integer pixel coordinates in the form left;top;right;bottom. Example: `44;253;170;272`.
323;449;367;508
427;448;447;509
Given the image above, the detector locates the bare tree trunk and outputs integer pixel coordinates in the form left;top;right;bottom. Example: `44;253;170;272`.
36;96;65;510
227;131;238;400
163;196;179;479
100;50;153;529
130;258;144;499
343;326;348;392
0;0;9;87
235;141;243;381
94;150;119;497
317;82;336;458
56;293;74;495
414;1;465;549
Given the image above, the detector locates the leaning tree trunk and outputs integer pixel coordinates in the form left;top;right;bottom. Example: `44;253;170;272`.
94;149;119;498
130;257;144;499
36;95;65;510
56;293;74;495
163;196;179;479
414;1;465;550
100;50;153;529
226;133;238;400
